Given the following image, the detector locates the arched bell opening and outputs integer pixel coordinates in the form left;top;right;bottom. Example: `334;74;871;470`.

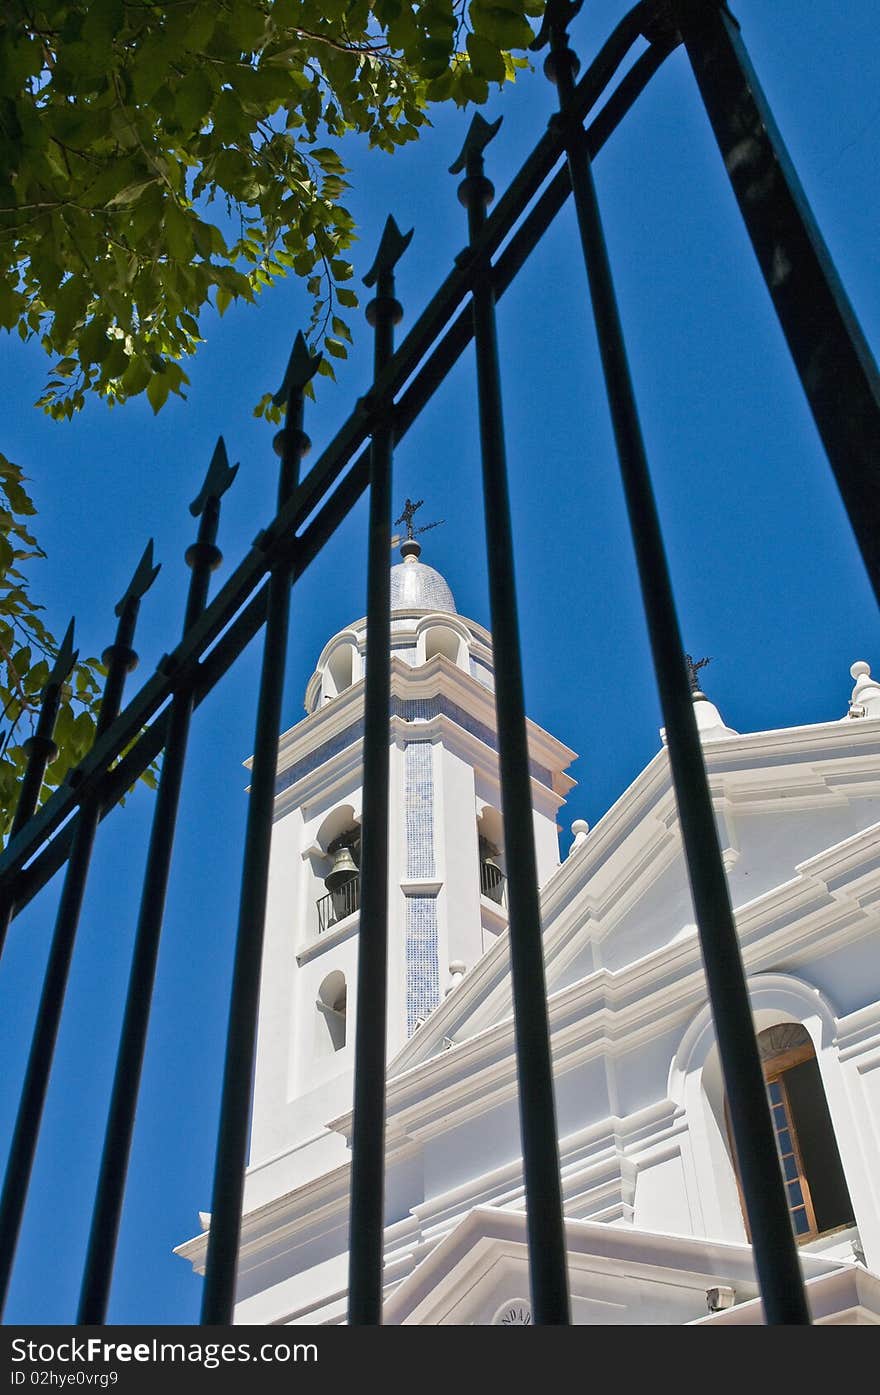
476;806;506;907
315;807;361;934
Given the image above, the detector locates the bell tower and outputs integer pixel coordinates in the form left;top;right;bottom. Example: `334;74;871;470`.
245;529;576;1204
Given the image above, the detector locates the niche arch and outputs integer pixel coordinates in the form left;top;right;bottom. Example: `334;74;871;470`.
416;616;471;672
316;969;347;1054
312;630;361;706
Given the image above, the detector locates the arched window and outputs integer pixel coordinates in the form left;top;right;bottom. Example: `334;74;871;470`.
728;1024;854;1242
316;971;347;1052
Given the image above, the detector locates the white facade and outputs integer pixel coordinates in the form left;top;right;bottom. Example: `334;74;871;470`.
176;552;880;1325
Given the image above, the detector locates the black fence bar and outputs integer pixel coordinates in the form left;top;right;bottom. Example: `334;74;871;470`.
0;622;77;959
347;218;411;1325
200;339;319;1324
77;445;237;1324
540;6;809;1323
0;9;665;905
454;116;570;1326
669;0;880;605
0;547;158;1315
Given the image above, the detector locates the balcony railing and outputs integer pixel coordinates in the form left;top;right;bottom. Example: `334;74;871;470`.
479;859;507;908
317;877;360;934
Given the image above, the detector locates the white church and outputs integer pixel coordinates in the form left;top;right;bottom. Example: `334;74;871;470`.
177;536;880;1324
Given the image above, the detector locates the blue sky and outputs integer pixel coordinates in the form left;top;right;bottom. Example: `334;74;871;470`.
0;0;877;1322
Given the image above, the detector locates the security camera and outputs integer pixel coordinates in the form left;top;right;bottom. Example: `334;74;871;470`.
706;1285;736;1313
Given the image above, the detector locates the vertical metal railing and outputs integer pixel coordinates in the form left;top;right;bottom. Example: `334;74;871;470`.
453;114;570;1325
0;544;160;1315
347;217;412;1325
77;442;238;1323
200;336;320;1324
535;0;810;1322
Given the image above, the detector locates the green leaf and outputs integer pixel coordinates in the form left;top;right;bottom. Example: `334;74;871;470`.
146;372;171;414
0;281;24;332
175;69;214;133
466;33;507;84
78;316;111;366
163;203;194;262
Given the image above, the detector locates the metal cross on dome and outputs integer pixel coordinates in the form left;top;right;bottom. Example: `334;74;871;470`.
391;497;445;549
685;653;712;693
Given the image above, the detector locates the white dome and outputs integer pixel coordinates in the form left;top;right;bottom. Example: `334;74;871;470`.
390;554;457;614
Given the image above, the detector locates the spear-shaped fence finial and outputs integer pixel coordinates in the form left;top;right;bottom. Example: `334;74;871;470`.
272;330;322;409
190;437;239;518
449;113;503;175
46;617;79;691
529;0;583;52
115;540;161;618
362;215;414;289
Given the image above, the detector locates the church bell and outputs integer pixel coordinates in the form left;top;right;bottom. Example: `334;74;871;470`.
324;843;358;892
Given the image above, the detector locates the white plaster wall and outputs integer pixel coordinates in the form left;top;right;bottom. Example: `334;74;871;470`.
727;802;880;909
613;1028;683;1117
633;1150;693;1237
250;803;304;1165
791;931;880;1019
551;1057;611;1141
598;856;694;973
533;803;561;887
421;1096;523;1201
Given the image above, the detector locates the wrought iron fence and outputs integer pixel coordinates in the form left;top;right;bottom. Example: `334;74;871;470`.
0;0;877;1328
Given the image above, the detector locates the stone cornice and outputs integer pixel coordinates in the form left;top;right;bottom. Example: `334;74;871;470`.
275;654;576;775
